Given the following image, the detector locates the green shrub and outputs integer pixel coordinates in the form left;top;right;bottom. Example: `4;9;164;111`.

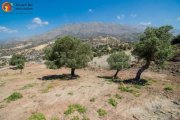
64;105;75;115
74;104;86;113
108;98;118;107
97;109;107;116
9;54;26;73
164;85;173;91
64;104;86;115
28;113;46;120
6;92;23;102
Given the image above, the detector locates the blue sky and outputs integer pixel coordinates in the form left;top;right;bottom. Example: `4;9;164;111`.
0;0;180;40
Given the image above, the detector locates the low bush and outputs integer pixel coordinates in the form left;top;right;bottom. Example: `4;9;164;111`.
108;98;118;107
64;104;86;115
6;92;23;102
97;109;107;116
28;113;46;120
164;85;173;91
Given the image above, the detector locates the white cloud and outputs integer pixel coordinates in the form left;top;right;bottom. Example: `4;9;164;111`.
139;22;151;26
27;17;49;29
117;14;125;20
130;14;137;18
0;26;18;33
177;17;180;21
88;9;92;13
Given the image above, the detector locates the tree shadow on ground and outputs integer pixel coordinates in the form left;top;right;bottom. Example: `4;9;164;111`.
97;76;148;85
38;74;80;81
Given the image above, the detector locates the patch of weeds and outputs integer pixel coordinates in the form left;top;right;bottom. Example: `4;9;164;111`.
114;94;122;99
119;85;134;93
28;113;46;120
5;92;23;102
71;116;80;120
64;104;86;115
20;83;36;90
41;84;54;93
90;97;95;102
132;92;141;97
108;98;118;107
97;108;107;116
134;84;143;89
68;92;74;95
82;116;90;120
51;116;59;120
118;85;141;97
75;104;87;113
164;85;173;91
147;78;157;85
64;105;75;115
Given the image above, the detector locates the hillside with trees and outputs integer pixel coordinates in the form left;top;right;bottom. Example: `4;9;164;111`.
0;25;179;120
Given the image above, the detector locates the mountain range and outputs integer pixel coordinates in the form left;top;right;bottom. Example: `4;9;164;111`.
1;22;180;47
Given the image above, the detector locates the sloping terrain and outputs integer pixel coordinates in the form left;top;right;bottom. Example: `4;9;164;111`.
0;22;142;49
0;62;179;120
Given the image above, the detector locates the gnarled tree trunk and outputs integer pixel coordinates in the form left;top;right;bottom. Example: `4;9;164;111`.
71;68;76;77
113;69;120;79
135;60;150;81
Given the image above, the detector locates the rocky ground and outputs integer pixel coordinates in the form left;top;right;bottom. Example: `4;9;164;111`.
0;62;179;120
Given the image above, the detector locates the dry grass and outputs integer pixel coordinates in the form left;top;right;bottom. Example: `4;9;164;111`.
0;62;179;120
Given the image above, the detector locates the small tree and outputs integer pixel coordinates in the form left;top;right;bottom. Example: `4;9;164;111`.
133;25;174;81
107;52;130;79
44;36;93;78
9;54;26;73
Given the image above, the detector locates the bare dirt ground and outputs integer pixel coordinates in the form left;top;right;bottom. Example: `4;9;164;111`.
0;62;179;120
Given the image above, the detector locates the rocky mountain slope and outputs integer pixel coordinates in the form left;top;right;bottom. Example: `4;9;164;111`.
0;22;143;48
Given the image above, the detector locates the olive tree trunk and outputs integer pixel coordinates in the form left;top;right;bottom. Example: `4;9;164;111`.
135;60;150;81
71;68;76;77
113;69;120;78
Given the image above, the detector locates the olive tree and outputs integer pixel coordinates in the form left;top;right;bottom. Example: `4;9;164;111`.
133;25;174;81
9;54;26;73
107;52;130;79
44;36;93;78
